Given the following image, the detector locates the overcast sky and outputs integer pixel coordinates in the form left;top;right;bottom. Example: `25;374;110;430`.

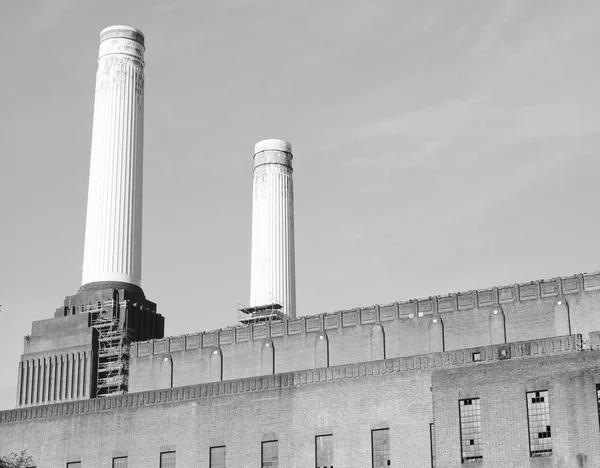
1;0;599;410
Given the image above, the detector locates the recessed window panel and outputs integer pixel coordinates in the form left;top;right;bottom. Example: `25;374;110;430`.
316;434;333;468
262;440;278;468
371;428;390;467
113;457;128;468
160;451;176;468
527;390;552;457
430;423;436;468
459;398;483;463
210;446;226;468
596;384;600;429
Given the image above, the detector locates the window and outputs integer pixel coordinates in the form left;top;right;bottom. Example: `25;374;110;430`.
261;440;278;468
66;463;81;468
430;423;436;468
113;457;127;468
210;446;226;468
459;398;482;462
472;352;481;362
527;390;552;457
371;428;390;467
315;434;333;468
160;451;176;468
596;384;600;429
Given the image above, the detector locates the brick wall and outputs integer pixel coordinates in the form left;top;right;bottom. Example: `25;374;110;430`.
17;314;97;407
129;273;600;393
433;352;600;467
1;335;597;468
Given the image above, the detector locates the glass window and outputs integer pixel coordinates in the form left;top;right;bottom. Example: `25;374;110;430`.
371;428;390;467
210;446;226;468
66;463;81;468
160;451;176;468
596;384;600;429
459;398;483;463
113;458;127;468
261;440;278;468
316;434;333;468
527;390;552;457
430;423;436;468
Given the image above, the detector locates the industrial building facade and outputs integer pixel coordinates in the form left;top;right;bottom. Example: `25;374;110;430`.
1;335;600;468
3;279;600;467
1;25;600;467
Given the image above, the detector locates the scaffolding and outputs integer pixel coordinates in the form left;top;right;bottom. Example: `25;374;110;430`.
86;298;130;398
238;303;285;325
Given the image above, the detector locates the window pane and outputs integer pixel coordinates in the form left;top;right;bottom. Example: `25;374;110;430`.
210;446;226;468
597;384;600;429
316;434;333;468
160;451;176;468
113;457;128;468
527;390;552;457
459;398;483;463
371;428;390;468
261;440;278;468
430;423;436;468
66;463;81;468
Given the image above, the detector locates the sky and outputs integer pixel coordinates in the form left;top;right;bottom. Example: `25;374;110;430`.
1;0;599;410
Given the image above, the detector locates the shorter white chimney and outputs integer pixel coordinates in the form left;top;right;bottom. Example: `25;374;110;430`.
250;139;297;318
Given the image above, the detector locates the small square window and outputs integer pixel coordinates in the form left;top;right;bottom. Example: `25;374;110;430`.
472;352;481;362
261;440;278;468
210;446;226;468
316;434;333;468
160;451;176;468
596;384;600;429
113;457;128;468
430;423;436;468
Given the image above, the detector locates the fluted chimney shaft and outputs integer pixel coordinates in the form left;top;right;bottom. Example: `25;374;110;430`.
81;26;145;287
250;139;297;318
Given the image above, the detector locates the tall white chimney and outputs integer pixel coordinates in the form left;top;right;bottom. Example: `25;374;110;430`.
81;26;145;287
250;139;297;318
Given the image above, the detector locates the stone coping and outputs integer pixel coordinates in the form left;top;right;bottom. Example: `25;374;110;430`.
133;272;598;356
132;272;599;357
1;334;583;424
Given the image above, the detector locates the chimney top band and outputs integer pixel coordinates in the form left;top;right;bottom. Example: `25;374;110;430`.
254;139;293;169
100;25;145;47
254;139;292;155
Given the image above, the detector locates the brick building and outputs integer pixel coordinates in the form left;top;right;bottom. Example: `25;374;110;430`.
2;275;600;467
0;282;600;467
1;25;600;468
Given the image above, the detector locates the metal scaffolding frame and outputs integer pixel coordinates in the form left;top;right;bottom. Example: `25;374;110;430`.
85;298;131;398
238;303;285;325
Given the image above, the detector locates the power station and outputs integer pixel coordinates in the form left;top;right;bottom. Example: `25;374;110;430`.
1;26;600;468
